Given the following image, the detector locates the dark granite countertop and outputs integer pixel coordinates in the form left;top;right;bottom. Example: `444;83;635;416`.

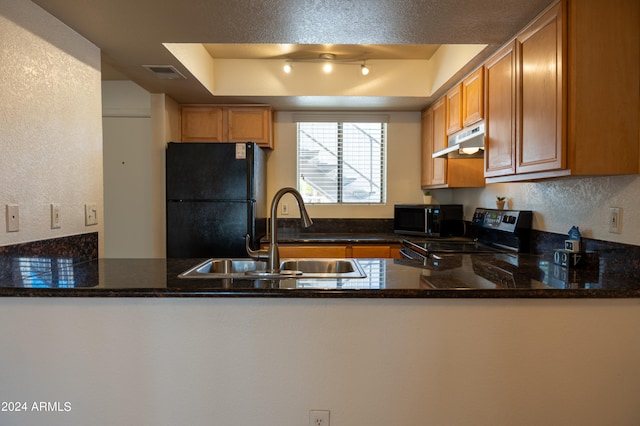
1;253;639;298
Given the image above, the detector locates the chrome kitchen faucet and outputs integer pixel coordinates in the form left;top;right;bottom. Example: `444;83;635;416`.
246;187;313;273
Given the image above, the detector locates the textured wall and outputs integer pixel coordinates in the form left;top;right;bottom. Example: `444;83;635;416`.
452;175;640;245
0;0;103;249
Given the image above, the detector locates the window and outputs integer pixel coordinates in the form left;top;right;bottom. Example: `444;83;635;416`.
297;119;387;204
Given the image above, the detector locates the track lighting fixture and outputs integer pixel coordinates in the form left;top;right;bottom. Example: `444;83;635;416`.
281;53;370;76
320;53;335;73
361;62;370;75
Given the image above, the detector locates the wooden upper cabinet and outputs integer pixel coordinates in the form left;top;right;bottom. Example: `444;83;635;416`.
420;108;434;187
484;41;517;177
484;0;639;183
421;97;484;189
445;84;463;135
566;0;638;176
181;106;224;142
181;105;274;149
515;1;565;175
430;98;448;186
462;67;484;127
226;107;273;147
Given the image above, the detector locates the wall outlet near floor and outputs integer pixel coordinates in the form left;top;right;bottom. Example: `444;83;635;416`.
309;410;330;426
6;204;19;232
608;207;621;234
85;203;98;226
51;203;61;229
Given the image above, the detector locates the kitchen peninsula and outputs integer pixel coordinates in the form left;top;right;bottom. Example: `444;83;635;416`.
2;240;640;426
3;233;640;426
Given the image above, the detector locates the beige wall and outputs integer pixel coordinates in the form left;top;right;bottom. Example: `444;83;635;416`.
267;111;425;218
102;81;179;258
0;0;103;250
1;297;639;426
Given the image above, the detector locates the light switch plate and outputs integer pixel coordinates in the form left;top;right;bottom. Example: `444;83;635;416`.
6;204;19;232
51;203;61;229
85;203;98;226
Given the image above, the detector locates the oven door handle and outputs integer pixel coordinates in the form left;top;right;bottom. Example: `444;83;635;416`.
399;248;418;259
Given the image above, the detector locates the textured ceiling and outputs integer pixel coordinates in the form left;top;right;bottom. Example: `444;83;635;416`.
31;0;554;110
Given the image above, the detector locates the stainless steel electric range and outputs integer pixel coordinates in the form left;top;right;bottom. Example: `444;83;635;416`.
398;208;540;289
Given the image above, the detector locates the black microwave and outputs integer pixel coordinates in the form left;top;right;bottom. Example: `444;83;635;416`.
393;204;465;237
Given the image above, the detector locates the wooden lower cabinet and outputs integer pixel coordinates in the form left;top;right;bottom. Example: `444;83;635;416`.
277;245;346;258
350;245;401;259
268;244;402;259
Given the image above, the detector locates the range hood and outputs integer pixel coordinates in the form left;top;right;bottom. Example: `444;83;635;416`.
432;123;485;158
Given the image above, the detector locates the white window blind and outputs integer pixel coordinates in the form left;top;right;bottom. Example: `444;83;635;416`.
297;121;386;204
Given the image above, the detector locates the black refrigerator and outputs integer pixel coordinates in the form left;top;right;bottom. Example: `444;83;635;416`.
166;142;267;258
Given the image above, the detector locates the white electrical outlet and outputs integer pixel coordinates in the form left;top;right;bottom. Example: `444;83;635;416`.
281;202;289;215
608;207;621;234
85;203;98;226
6;204;19;232
51;203;61;229
309;410;330;426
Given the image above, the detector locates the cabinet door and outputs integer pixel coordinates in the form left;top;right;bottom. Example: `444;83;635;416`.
420;109;434;187
227;107;273;148
278;245;346;258
462;67;484;127
445;84;462;135
516;1;565;174
181;106;224;142
484;41;517;177
431;98;448;185
350;245;391;258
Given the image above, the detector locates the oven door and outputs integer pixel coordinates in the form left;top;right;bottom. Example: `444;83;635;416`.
400;238;505;260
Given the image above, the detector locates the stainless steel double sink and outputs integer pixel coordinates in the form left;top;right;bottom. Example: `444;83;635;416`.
178;258;367;279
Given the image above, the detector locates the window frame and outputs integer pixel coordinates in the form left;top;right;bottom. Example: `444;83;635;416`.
295;115;388;205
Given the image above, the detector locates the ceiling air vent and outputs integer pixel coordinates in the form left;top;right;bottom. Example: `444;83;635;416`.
142;65;186;80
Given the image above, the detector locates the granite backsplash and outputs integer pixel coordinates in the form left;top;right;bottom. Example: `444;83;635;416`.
276;218;395;234
0;233;98;282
